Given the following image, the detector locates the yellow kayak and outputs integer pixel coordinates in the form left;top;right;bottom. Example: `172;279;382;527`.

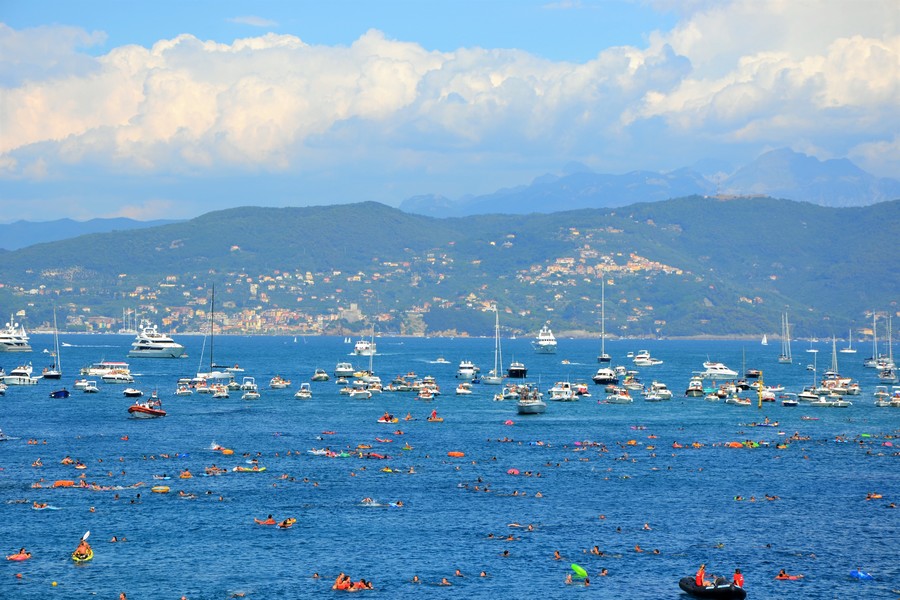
72;548;93;563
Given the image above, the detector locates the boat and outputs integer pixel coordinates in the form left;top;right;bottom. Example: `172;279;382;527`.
516;385;546;414
506;360;527;378
456;360;478;380
456;381;473;395
123;387;143;398
597;279;611;363
840;328;857;353
334;362;355;378
128;399;166;418
193;286;236;387
174;384;192;396
241;389;260;400
102;369;134;384
269;375;291;389
678;576;746;599
82;380;100;393
3;363;39;385
127;319;186;358
433;357;450;364
0;316;32;352
482;307;504;385
781;392;799;407
761;333;768;346
81;360;130;377
353;337;376;356
548;381;577;401
644;381;673;401
294;382;312;399
311;368;330;382
605;387;633;404
532;324;557;354
684;377;705;397
778;312;793;364
49;388;70;399
71;548;93;563
632;350;663;366
42;308;63;379
591;367;618;385
698;361;738;379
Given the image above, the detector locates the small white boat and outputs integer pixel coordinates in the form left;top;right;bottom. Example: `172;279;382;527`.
174;384;193;396
82;380;100;393
269;375;291;389
123;387;143;398
311;369;330;382
241;389;260;400
294;382;312;399
456;382;473;395
605;388;633;404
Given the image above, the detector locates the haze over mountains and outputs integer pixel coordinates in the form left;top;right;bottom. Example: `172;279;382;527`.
400;148;900;217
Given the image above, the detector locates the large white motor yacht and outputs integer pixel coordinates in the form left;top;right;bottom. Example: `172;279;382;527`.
0;317;32;352
531;325;557;354
127;320;186;358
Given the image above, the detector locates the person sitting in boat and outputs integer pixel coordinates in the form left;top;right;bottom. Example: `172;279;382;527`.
695;564;711;586
75;538;91;558
430;409;438;420
732;569;744;587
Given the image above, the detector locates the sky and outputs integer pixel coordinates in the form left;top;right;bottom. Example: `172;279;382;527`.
1;0;898;222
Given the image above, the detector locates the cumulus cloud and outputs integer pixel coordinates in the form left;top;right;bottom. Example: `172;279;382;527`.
0;0;898;220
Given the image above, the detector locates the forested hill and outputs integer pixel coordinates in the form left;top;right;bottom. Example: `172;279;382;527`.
0;197;896;337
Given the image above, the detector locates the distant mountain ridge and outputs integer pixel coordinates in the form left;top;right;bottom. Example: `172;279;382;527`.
400;148;900;216
0;218;180;251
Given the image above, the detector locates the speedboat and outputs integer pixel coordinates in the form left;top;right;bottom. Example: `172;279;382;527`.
353;338;376;356
49;388;70;399
516;386;547;414
127;319;186;358
0;317;32;352
294;382;312;399
685;377;705;397
269;375;291;389
591;367;618;385
123;388;143;398
605;387;633;404
548;381;577;401
311;369;330;382
632;350;663;366
531;325;557;354
128;400;166;418
82;380;100;393
456;382;473;395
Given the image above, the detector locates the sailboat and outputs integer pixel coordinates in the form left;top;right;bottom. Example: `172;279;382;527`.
839;328;856;354
864;314;880;368
761;334;768;346
482;307;503;385
42;308;62;379
196;285;233;386
597;279;611;363
778;312;792;364
878;316;897;383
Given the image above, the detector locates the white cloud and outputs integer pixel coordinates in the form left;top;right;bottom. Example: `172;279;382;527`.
0;0;898;221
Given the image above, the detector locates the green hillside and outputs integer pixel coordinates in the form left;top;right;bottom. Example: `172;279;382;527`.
0;197;896;338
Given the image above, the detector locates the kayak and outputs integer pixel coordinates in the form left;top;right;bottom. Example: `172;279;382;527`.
72;548;93;563
678;577;746;600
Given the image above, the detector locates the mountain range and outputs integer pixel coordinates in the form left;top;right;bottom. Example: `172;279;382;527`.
0;218;179;251
0;197;897;338
400;148;900;217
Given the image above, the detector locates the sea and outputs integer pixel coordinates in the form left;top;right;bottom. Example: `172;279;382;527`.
1;334;898;599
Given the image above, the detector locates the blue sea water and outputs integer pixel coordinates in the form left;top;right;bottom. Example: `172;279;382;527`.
1;334;898;599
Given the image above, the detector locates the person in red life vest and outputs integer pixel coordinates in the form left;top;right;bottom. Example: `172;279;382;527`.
696;564;710;586
733;569;744;587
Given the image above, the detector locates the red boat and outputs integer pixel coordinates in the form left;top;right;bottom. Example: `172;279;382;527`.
127;400;166;418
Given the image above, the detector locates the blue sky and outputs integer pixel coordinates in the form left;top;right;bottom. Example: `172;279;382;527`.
0;0;897;221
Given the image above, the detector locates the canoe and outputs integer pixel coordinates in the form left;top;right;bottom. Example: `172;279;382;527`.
678;577;746;600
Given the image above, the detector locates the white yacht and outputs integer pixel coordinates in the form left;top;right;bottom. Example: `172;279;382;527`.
334;362;355;378
127;320;186;358
3;364;39;385
456;360;478;380
353;338;376;356
0;317;32;352
531;325;557;354
632;350;663;366
698;361;738;379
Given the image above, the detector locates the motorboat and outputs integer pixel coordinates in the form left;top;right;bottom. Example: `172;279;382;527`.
506;360;527;378
128;398;166;418
127;319;186;358
548;381;577;401
353;338;376;356
516;386;546;414
531;324;557;354
311;369;330;382
123;387;143;398
241;389;260;400
644;381;673;400
82;381;100;393
0;317;32;352
605;387;633;404
269;375;291;389
456;381;473;395
334;362;355;378
3;364;39;385
174;384;193;396
591;367;618;385
294;382;312;399
698;361;738;379
632;350;663;366
684;377;705;397
49;388;70;399
102;370;134;384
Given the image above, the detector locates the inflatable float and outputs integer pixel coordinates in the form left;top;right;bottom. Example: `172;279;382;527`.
850;569;874;580
151;485;170;493
678;577;746;599
6;552;31;561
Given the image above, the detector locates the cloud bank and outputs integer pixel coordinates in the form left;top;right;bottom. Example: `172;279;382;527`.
1;0;898;219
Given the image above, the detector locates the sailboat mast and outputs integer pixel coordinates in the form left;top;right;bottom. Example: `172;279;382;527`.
209;284;215;372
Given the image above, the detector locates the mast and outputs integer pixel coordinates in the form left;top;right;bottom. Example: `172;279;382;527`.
598;279;610;363
209;284;215;372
